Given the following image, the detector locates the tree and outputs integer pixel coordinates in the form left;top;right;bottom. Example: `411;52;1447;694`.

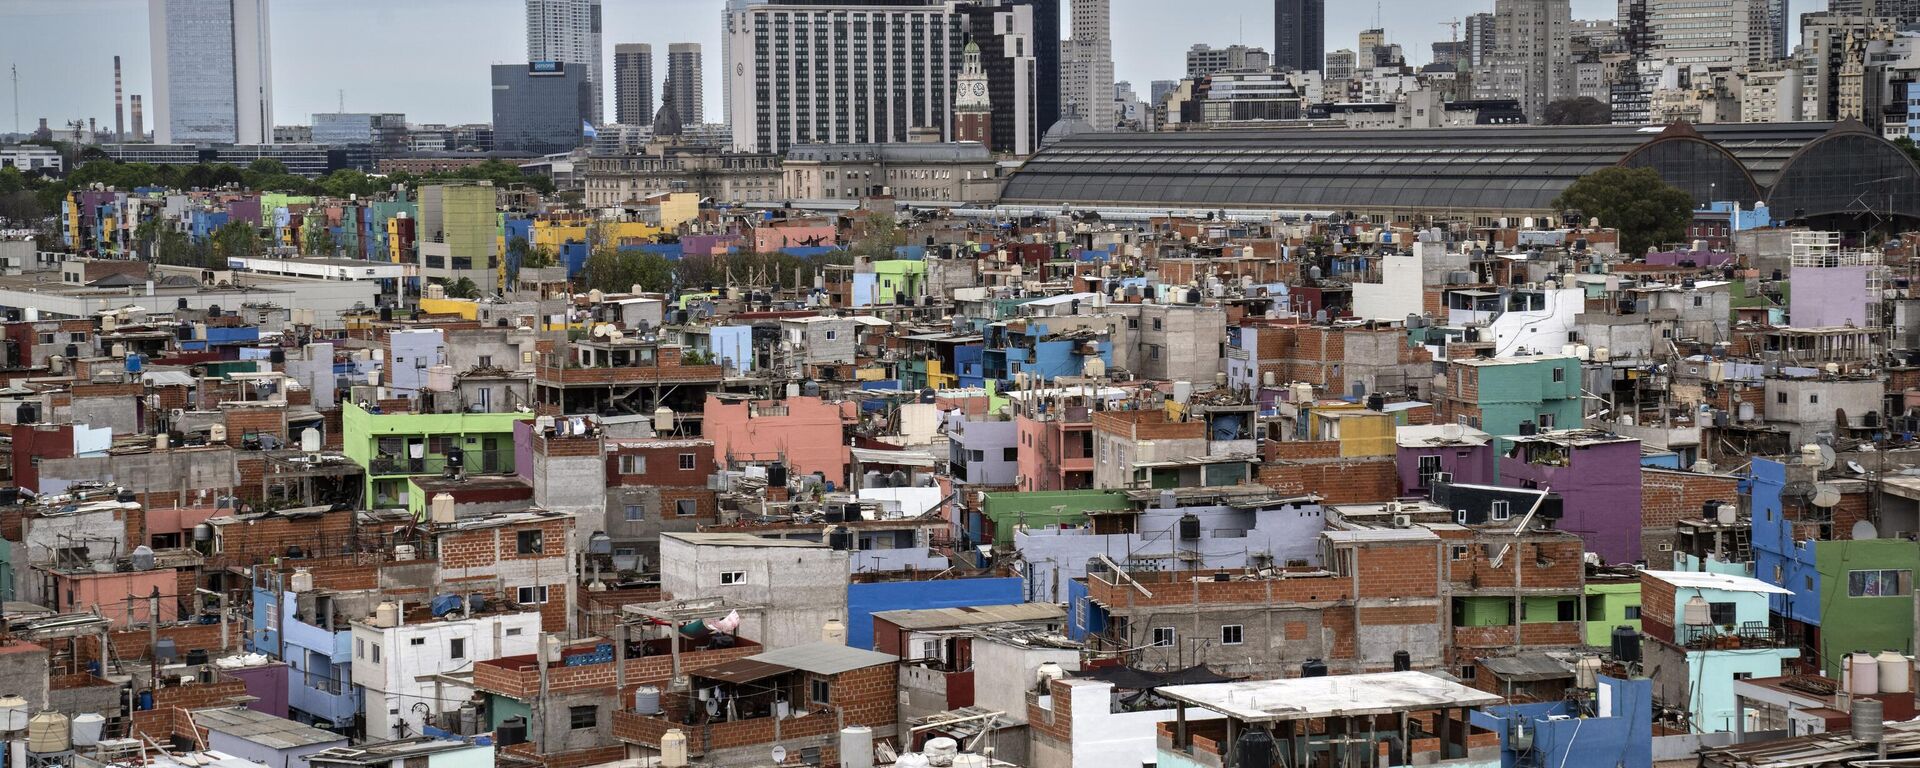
1551;166;1694;257
307;227;338;257
445;277;483;299
210;220;262;264
1543;97;1612;126
247;158;289;177
1896;137;1920;169
576;248;675;294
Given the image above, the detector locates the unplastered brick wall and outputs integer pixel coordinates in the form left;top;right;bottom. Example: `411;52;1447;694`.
209;510;356;567
1641;469;1741;565
1258;456;1398;504
78;622;229;666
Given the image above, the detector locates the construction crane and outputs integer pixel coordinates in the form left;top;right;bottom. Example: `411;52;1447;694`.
1440;19;1461;44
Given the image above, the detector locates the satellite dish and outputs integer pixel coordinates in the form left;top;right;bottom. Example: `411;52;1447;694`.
1847;460;1868;475
1853;520;1880;540
770;746;787;764
1817;445;1837;471
1812;483;1842;508
1781;481;1815;504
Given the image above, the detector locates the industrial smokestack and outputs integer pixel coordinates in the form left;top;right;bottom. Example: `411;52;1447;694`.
130;96;143;141
114;55;124;142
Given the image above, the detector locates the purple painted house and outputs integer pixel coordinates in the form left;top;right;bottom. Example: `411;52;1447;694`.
1395;424;1497;497
221;659;291;719
1498;430;1643;565
1646;246;1734;267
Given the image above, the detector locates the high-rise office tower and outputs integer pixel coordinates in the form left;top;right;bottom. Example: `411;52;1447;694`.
1062;0;1114;127
1830;0;1919;21
526;0;603;124
1186;44;1273;78
1273;0;1326;72
148;0;274;145
492;62;592;153
1474;0;1574;122
964;0;1045;156
614;43;654;126
1465;12;1497;67
1647;0;1778;68
666;43;704;126
727;0;1038;153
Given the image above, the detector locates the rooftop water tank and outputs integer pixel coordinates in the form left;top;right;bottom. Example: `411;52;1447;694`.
0;695;28;731
70;713;105;747
26;711;71;753
1879;650;1911;694
822;619;847;644
1682;596;1712;626
1852;651;1881;696
841;726;875;768
660;728;688;768
289;568;313;593
373;601;400;629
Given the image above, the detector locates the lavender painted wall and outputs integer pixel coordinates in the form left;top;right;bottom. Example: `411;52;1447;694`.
1395;444;1496;497
1646;248;1734;267
229;198;263;227
513;420;535;483
1498;439;1643;565
1790;266;1871;328
225;661;291;718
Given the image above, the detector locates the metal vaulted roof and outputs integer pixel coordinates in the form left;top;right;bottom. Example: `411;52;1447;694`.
1001;121;1917;220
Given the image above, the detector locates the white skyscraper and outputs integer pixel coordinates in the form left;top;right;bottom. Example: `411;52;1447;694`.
725;0;965;153
1062;0;1114;128
1646;0;1780;68
526;0;603;124
148;0;274;145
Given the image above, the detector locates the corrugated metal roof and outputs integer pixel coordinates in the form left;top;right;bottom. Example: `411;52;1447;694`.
193;707;348;750
747;642;897;676
871;603;1065;631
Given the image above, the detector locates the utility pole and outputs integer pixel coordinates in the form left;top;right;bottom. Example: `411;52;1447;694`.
10;64;18;134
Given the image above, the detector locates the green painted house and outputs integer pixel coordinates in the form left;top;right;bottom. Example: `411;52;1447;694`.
1446;355;1585;443
871;260;927;306
341;402;532;507
1812;538;1920;675
974;489;1130;548
1584;580;1643;646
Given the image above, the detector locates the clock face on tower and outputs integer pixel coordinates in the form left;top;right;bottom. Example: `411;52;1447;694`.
974;82;987;96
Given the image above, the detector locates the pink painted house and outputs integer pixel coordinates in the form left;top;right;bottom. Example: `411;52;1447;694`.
751;222;837;252
701;395;856;485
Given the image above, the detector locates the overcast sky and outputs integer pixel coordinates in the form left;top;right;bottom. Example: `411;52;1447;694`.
6;0;1820;132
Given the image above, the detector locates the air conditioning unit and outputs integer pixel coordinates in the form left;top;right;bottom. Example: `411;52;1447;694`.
1391;514;1412;529
1434;471;1453;484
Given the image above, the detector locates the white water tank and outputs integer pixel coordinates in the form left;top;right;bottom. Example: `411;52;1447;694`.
894;755;931;768
1263;371;1277;388
1715;502;1737;525
1290;382;1314;404
1575;656;1602;689
653;406;675;433
300;428;321;453
1802;444;1824;466
660;728;688;768
1880;651;1911;694
1852;651;1881;696
840;726;875;768
430;493;457;524
0;696;28;731
1682;596;1712;626
394;544;416;561
1036;661;1066;690
209;424;228;443
373;601;400;628
923;737;959;766
70;713;105;747
289;568;313;593
950;755;990;768
822;619;847;644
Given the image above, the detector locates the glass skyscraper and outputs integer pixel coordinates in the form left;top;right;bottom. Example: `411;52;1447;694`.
148;0;274;145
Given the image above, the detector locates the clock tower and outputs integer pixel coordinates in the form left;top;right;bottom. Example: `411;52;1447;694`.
954;40;992;148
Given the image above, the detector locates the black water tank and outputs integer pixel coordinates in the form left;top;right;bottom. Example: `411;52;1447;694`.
1302;659;1328;678
379;305;394;322
767;463;788;488
1366;392;1385;411
1178;513;1202;540
207;305;221;318
65;343;79;359
828;527;854;551
1611;626;1641;663
1518;419;1537;436
496;716;527;746
823;505;845;524
177;297;190;310
1393;650;1412;672
269;348;286;364
1235;729;1277;768
176;324;193;341
15;403;36;425
844;502;865;522
185;648;210;666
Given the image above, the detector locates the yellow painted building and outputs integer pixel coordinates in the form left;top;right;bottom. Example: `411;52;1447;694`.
1306;405;1397;457
418;296;480;320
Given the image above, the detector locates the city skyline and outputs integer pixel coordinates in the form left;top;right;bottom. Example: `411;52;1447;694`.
5;0;1694;133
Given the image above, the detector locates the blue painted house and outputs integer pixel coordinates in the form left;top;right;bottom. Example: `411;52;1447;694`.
1472;676;1653;768
250;572;360;730
844;576;1024;649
